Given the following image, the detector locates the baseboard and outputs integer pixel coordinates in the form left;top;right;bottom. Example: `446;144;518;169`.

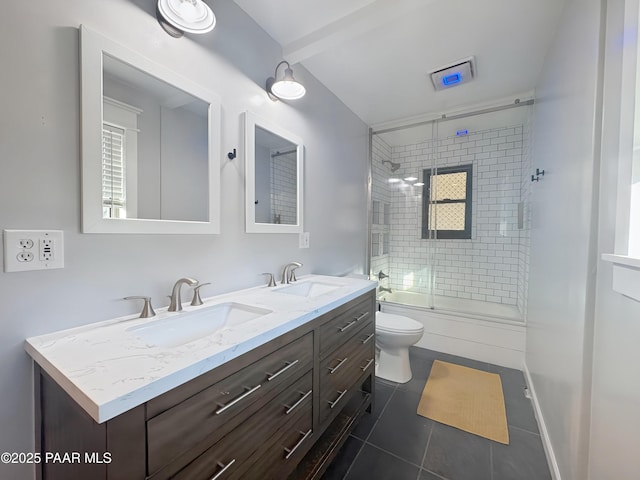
523;363;562;480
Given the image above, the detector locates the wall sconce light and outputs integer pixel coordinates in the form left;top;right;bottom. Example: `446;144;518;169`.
157;0;216;38
266;61;306;101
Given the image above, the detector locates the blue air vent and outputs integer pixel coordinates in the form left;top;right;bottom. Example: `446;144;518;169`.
443;73;462;86
429;57;476;91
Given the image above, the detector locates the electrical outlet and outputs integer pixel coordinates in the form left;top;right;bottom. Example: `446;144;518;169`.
3;230;64;272
40;238;53;261
17;251;34;262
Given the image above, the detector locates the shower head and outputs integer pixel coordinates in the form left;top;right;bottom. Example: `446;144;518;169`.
382;160;401;172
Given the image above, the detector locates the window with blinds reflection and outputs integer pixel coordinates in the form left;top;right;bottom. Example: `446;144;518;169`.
102;124;126;219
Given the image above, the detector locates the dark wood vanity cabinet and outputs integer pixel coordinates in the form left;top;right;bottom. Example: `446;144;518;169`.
35;290;376;480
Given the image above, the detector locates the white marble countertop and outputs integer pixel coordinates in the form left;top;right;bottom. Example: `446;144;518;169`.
25;275;376;424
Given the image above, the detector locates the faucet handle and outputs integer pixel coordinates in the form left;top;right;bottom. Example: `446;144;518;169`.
123;296;156;318
289;264;301;282
261;273;277;287
190;283;211;306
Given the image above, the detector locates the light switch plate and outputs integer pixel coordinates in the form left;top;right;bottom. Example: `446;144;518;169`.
299;232;310;249
3;230;64;272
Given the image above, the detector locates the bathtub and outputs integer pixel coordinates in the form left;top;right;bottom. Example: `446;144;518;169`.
377;290;526;369
377;290;523;322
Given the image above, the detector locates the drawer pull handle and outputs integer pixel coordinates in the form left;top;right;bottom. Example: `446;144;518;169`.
284;429;312;460
267;359;299;381
339;320;357;332
328;357;349;374
209;458;236;480
354;311;370;322
362;333;374;344
328;389;348;409
360;358;374;371
215;384;261;415
285;389;312;415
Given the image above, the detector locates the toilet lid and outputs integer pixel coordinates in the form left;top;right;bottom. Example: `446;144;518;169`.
376;311;424;334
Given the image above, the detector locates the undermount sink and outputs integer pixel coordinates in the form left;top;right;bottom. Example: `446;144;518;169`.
275;281;341;298
127;302;272;348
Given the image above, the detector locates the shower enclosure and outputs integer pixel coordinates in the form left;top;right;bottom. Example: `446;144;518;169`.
369;102;533;323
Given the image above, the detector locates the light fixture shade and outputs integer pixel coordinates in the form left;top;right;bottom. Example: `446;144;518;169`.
157;0;216;37
267;62;306;101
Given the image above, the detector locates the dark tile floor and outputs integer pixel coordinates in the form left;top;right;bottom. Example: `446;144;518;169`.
321;347;552;480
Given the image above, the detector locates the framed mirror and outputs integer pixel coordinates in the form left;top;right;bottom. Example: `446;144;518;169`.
80;25;221;234
244;112;304;233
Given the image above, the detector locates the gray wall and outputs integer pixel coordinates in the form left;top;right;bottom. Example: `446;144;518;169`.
0;1;369;478
525;0;602;478
160;105;209;222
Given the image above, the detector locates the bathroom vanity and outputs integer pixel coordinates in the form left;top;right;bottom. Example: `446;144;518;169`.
26;275;376;480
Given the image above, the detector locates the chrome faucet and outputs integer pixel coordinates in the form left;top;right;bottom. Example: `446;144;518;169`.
280;262;302;285
378;286;392;294
377;270;389;280
168;277;198;312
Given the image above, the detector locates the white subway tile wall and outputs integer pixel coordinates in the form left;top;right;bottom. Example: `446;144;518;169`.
371;123;531;318
371;136;392;282
270;152;297;225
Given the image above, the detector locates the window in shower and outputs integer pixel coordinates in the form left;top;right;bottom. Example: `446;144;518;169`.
372;200;381;224
421;164;472;239
382;233;390;254
371;233;380;257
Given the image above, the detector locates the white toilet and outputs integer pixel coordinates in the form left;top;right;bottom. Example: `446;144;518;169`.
375;311;424;383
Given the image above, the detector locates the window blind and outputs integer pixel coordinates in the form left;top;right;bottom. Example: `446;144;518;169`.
102;124;126;211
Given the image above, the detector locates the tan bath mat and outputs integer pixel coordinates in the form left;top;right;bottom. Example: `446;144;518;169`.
417;360;509;444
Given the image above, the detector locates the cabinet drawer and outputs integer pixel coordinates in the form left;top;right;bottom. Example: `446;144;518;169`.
319;323;375;426
319;295;373;359
321;322;375;393
147;332;313;475
171;372;313;480
241;413;314;480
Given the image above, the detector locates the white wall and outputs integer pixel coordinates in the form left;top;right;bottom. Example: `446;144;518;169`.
0;1;369;478
525;0;602;478
588;0;640;478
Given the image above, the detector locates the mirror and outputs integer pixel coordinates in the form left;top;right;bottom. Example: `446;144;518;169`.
244;112;304;233
80;25;221;234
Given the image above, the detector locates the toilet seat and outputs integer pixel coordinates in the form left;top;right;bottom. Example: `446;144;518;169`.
376;312;423;334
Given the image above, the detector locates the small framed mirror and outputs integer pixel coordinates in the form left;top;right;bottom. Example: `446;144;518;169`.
244;111;304;233
80;25;221;234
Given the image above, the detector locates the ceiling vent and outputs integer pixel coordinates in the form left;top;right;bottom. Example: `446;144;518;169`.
429;56;476;91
